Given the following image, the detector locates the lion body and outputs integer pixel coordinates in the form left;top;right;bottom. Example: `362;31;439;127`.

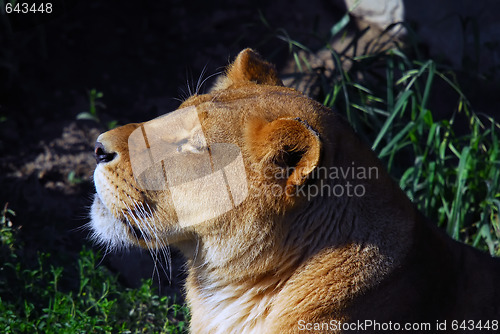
90;49;500;333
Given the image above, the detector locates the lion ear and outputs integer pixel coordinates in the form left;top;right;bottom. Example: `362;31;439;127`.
245;117;321;193
212;49;283;90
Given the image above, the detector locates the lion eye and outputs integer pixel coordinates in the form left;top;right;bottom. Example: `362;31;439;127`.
175;131;208;154
176;142;207;154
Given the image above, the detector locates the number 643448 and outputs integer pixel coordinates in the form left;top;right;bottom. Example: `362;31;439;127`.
5;2;53;14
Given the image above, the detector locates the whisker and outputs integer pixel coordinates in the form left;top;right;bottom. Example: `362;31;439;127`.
150;209;173;281
126;197;163;283
75;221;92;234
177;86;191;102
140;205;171;280
179;67;226;102
118;195;174;286
96;245;111;268
120;201;140;241
198;70;225;94
172;96;186;103
195;64;208;95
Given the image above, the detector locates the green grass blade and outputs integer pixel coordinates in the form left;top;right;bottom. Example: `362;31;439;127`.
372;90;413;151
448;146;470;239
330;13;350;38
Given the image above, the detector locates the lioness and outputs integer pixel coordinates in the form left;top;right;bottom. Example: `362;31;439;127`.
90;49;500;333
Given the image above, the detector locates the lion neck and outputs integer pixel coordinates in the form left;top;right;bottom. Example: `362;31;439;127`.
183;234;303;334
181;187;415;333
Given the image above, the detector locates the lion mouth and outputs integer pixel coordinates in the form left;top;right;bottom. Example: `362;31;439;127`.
94;191;154;242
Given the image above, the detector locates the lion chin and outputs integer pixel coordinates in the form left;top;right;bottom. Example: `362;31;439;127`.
90;49;500;334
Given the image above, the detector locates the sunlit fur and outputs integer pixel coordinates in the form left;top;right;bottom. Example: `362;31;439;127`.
90;49;500;333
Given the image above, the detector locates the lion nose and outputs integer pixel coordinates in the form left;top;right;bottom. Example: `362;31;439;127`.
94;141;117;164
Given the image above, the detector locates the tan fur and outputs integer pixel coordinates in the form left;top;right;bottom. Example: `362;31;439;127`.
90;49;500;333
